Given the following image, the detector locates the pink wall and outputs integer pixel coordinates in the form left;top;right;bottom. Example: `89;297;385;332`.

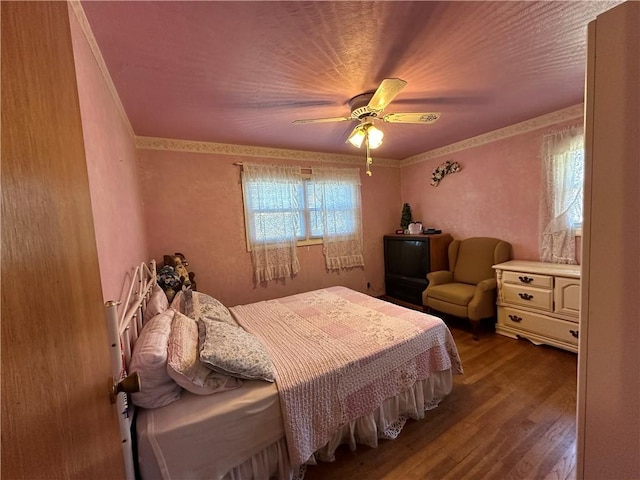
69;10;148;302
400;119;582;261
137;150;400;307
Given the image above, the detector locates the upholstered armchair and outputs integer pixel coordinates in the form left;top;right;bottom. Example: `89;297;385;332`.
422;237;512;339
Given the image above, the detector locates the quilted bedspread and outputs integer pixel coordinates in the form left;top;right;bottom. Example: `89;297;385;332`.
230;286;463;466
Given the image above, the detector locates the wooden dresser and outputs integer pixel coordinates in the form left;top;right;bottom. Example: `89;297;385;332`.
493;260;581;353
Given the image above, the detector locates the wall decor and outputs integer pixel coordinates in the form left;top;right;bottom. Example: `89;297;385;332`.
431;160;461;186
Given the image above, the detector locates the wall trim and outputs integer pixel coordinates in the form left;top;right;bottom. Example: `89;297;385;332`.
135;136;399;168
68;1;135;138
401;103;584;166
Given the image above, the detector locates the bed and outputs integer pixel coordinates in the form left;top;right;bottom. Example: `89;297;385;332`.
107;261;463;480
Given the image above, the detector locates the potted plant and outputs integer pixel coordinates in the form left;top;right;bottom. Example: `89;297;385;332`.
400;203;413;233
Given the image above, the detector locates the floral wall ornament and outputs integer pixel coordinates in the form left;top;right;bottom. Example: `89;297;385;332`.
430;160;461;186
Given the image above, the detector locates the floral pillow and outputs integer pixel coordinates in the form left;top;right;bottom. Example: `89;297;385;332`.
167;312;242;395
186;291;238;327
198;318;275;382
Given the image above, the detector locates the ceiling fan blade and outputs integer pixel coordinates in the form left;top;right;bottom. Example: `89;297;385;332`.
292;116;354;124
381;112;441;124
392;96;485;106
367;78;408;112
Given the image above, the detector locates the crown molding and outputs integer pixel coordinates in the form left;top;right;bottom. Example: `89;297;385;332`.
401;103;584;166
68;1;135;138
135;136;399;168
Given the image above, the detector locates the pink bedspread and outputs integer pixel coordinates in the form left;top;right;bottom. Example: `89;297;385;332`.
230;287;463;466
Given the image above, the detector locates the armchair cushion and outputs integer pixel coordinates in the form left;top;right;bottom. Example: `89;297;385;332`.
426;283;477;307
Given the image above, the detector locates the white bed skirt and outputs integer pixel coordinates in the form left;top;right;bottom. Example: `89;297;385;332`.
222;368;454;480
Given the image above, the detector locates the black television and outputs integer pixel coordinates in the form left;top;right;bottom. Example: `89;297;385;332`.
384;237;430;278
383;235;430;305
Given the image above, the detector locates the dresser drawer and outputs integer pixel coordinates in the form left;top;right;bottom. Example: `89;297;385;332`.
498;307;579;346
502;284;553;311
502;270;553;289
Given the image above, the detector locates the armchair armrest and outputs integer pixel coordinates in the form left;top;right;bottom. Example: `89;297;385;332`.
468;277;499;321
427;270;454;286
475;278;497;292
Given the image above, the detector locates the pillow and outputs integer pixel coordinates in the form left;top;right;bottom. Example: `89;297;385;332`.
167;312;242;395
129;309;181;408
186;291;237;327
169;289;185;314
199;319;275;382
145;283;169;319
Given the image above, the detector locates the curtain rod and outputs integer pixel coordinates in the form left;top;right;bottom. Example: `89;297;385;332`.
233;162;314;173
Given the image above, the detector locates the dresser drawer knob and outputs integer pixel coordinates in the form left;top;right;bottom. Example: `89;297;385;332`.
508;314;523;323
518;293;534;300
570;330;579;339
518;276;534;284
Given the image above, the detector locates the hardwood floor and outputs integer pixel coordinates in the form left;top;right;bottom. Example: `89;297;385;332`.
304;318;578;480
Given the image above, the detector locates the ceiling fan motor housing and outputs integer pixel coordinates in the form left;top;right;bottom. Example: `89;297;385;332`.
349;92;378;119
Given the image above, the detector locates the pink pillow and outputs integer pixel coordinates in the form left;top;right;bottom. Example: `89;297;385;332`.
169;290;185;314
145;283;169;319
129;309;181;408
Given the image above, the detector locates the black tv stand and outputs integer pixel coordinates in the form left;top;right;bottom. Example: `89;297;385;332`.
383;233;453;306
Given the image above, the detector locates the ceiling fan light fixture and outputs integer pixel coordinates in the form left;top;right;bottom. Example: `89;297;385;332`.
347;121;384;149
366;124;384;149
347;125;366;148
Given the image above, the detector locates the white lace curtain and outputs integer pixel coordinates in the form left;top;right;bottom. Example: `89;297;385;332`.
539;126;584;264
313;168;365;270
241;163;301;282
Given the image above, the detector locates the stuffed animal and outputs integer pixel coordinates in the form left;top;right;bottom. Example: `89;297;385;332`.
171;252;197;291
157;252;197;302
156;265;182;303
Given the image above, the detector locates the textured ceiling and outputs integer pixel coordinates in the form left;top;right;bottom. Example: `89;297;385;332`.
81;1;621;160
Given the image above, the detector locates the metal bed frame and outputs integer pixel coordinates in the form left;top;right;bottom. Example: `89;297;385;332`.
104;260;157;480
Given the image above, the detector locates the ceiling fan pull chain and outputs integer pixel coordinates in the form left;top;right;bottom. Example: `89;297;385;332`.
366;138;372;176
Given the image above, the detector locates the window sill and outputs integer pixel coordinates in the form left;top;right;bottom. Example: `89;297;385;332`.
297;238;322;247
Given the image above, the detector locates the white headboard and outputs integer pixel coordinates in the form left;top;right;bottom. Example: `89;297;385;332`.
104;260;157;480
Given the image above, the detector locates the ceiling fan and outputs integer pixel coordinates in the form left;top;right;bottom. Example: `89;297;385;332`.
293;78;440;175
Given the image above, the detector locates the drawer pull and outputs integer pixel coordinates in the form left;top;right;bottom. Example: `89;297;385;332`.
518;293;534;300
519;276;534;284
570;330;579;339
508;314;523;323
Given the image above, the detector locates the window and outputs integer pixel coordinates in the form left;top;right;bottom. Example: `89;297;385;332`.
242;171;360;244
241;163;364;280
539;126;584;264
547;145;584;229
242;178;303;243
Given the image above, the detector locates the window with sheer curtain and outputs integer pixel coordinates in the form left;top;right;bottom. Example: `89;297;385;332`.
241;164;302;282
312;167;365;270
242;164;364;281
539;126;584;264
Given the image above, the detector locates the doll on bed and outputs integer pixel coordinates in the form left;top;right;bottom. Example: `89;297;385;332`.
157;252;196;302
